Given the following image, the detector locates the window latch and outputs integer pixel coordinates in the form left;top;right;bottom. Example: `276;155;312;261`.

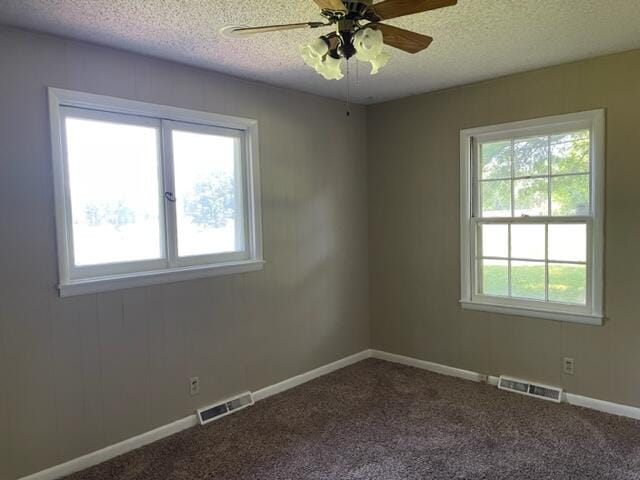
164;191;176;203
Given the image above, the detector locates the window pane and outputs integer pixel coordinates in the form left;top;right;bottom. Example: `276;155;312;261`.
551;175;589;216
511;224;545;260
514;178;548;216
481;180;511;217
481;141;511;179
65;117;162;266
173;129;242;257
480;259;508;296
550;130;589;144
551;139;589;175
548;224;587;262
511;261;546;300
549;263;586;304
480;224;508;258
514;136;548;177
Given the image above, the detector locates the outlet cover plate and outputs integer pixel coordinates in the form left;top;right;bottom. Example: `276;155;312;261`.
190;376;200;395
563;357;575;375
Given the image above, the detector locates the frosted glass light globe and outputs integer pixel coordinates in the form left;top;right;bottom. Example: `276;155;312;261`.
354;28;390;75
369;51;391;75
299;37;329;69
354;28;384;62
316;55;344;80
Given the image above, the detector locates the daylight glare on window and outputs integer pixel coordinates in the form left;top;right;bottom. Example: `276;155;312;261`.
51;90;262;296
172;130;241;258
65;117;163;266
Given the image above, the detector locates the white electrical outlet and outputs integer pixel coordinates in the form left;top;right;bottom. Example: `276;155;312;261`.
190;376;200;395
563;357;575;375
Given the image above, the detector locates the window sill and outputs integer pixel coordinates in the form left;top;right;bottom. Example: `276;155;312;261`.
459;300;603;326
58;259;265;298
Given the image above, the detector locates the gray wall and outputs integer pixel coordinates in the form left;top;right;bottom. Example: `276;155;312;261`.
0;27;370;479
3;23;640;480
368;50;640;409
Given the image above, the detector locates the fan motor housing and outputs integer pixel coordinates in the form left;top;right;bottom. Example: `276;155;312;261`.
345;0;373;12
337;19;359;58
322;1;373;22
345;1;374;20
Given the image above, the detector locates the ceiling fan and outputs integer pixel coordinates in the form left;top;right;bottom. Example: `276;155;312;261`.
221;0;457;80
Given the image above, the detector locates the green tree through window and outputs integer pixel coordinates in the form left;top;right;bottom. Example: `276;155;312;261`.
184;172;235;229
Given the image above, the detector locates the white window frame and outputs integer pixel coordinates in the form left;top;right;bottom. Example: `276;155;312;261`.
49;88;263;297
459;110;605;325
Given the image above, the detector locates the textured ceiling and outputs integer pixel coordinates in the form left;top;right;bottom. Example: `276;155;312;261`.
1;0;640;104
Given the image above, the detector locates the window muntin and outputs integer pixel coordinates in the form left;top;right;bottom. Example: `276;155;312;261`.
50;88;263;296
460;110;604;324
475;221;588;305
477;130;590;219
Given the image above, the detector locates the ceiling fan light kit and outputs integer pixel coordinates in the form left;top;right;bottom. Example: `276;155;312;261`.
222;0;457;80
300;23;388;78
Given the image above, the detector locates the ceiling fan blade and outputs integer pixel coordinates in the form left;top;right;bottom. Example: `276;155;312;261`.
221;22;326;37
371;0;457;21
313;0;347;12
375;24;433;53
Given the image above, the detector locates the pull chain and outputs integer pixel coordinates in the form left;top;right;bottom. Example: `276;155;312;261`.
346;58;351;117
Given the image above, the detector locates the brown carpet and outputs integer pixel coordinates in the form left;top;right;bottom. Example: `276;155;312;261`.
64;359;640;480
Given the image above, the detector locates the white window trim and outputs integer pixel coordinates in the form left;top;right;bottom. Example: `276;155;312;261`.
459;109;605;325
49;87;264;297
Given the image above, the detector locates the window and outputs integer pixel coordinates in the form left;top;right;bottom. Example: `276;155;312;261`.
460;110;604;325
49;88;263;297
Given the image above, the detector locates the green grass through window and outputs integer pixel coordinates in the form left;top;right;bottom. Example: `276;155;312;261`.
482;264;586;304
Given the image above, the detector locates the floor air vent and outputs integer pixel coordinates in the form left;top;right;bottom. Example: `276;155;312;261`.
498;376;562;403
197;392;254;425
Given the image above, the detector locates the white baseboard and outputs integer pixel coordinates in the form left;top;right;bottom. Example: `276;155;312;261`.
565;392;640;420
371;349;640;421
253;349;372;401
18;349;372;480
370;350;487;383
18;348;640;480
19;415;199;480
